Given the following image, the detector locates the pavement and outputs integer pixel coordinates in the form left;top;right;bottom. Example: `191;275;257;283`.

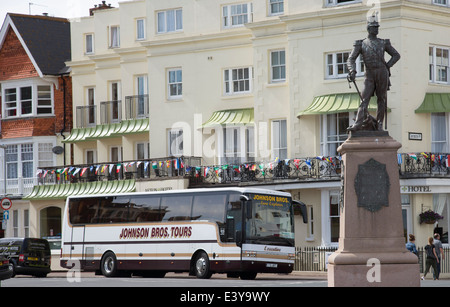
46;270;328;279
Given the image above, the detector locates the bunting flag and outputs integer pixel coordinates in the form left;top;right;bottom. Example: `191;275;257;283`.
204;167;210;177
293;159;301;169
305;159;312;169
447;155;450;168
397;154;403;165
144;161;150;171
152;161;157;169
421;152;429;158
174;159;179;169
80;167;88;176
233;165;240;173
408;153;417;160
116;164;122;173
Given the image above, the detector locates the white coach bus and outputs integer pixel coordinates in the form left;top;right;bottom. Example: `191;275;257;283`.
60;187;305;279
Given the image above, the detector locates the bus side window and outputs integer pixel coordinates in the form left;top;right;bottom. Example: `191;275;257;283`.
160;196;193;221
129;196;162;222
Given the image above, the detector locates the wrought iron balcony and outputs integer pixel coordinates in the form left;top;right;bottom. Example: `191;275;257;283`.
29;152;450;194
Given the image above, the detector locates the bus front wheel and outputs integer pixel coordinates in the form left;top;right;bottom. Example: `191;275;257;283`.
193;251;212;279
101;252;118;277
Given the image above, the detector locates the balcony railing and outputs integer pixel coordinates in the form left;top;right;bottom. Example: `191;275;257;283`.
26;152;450;194
100;100;122;124
125;94;149;119
398;152;450;177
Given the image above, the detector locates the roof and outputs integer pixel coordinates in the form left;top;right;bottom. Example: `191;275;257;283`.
1;13;71;76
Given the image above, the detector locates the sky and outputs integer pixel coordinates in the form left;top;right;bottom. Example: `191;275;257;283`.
0;0;129;22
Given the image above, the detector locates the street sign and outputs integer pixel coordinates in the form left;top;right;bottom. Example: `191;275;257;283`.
1;198;12;211
3;211;8;220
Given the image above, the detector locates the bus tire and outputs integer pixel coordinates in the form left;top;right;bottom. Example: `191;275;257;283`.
101;252;119;277
193;251;212;279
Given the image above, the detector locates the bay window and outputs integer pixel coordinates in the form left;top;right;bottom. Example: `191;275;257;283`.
2;82;54;118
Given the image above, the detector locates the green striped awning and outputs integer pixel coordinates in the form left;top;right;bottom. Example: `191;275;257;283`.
23;179;136;200
297;93;378;117
202;108;254;128
63;118;149;143
415;93;450;113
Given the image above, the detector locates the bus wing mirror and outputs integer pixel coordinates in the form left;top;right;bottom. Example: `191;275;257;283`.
236;230;242;247
293;200;308;223
240;195;252;219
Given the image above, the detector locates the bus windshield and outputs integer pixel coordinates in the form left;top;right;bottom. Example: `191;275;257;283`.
246;193;294;246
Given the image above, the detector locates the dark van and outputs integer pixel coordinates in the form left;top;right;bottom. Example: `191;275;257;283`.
0;238;51;277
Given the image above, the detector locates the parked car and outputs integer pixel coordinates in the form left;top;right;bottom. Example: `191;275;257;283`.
0;255;13;281
0;238;51;277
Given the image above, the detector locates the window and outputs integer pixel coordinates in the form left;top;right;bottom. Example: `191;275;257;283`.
223;3;253;28
433;0;449;6
86;149;97;164
39;207;61;238
321;112;351;156
222;126;254;164
5;88;17;117
433;194;449;244
322;190;340;245
157;8;183;33
160;195;193;221
86;87;96;127
37;86;52;114
192;193;226;223
13;210;19;237
224;67;253;95
269;0;284;15
109;26;120;48
168;129;183;156
110;146;122;162
431;113;448;152
136;18;146;40
2;84;52;118
6;144;34;181
85;33;94;54
326;51;364;79
24;209;29;238
271;50;286;82
38;143;53;168
136;142;150;160
129;195;162;222
168;68;182;99
430;46;450;84
272;119;287;160
326;0;360;6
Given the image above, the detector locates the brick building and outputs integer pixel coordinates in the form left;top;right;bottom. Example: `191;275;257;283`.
0;13;72;242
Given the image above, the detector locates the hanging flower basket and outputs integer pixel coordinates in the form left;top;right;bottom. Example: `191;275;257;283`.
419;210;443;225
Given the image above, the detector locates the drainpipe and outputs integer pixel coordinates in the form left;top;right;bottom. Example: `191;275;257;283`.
59;74;67;165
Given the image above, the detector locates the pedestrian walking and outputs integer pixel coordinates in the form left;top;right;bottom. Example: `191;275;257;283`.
422;237;439;280
433;233;444;280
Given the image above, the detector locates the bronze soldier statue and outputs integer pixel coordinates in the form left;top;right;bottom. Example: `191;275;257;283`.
346;18;400;132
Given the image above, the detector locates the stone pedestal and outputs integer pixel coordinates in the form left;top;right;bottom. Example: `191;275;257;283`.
327;131;420;287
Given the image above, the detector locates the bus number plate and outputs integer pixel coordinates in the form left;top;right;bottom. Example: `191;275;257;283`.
266;263;278;268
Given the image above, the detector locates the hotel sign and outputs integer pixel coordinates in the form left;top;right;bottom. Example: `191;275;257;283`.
401;185;431;193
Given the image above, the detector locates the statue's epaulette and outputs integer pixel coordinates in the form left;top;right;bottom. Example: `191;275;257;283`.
353;39;363;46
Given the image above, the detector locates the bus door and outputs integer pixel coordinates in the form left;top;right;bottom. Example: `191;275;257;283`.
70;225;86;265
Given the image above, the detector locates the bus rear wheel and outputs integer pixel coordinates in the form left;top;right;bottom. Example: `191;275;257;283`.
194;252;212;279
101;252;118;277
